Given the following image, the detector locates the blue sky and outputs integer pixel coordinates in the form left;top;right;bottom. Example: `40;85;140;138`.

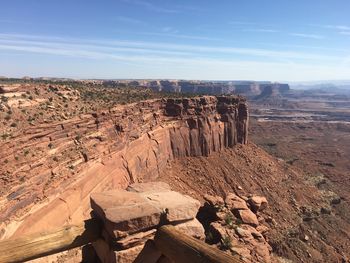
0;0;350;81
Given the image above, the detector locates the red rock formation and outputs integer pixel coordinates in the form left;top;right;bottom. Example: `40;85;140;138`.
0;95;248;239
166;96;248;157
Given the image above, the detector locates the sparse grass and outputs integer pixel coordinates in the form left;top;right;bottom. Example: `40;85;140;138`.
27;116;35;122
236;218;243;226
206;231;214;243
1;133;11;140
224;213;234;227
220;236;233;250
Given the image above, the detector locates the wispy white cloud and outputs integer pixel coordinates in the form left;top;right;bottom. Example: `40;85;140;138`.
120;0;178;13
229;21;259;26
289;33;325;39
310;24;350;36
1;34;349;81
242;29;279;33
161;27;179;34
140;31;221;41
324;25;350;31
0;33;342;63
114;16;146;25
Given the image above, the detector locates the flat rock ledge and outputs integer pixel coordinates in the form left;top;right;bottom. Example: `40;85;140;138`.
90;182;204;263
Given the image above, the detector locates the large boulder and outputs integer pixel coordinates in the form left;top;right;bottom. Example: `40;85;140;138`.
127;182;171;193
248;196;268;213
237;209;259;227
140;190;200;222
204;194;225;207
174;218;205;240
91;191;163;238
225;193;248;210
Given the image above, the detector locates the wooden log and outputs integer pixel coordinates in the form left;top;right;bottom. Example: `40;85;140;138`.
0;219;102;263
154;225;244;263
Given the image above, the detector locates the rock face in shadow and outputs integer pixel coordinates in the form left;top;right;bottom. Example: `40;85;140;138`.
0;95;248;239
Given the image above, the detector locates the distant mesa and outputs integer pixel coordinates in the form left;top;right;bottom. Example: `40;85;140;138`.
85;79;290;98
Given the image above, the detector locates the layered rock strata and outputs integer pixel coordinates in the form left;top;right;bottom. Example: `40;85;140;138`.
90;182;204;263
0;96;248;238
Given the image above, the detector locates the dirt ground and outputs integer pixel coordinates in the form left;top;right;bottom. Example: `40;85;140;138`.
159;105;350;263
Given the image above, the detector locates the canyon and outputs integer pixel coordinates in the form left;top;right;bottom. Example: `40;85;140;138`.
0;83;248;240
1;80;350;262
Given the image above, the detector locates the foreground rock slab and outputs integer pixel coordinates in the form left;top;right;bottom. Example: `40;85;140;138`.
91;182;203;263
140;190;201;222
91;191;162;238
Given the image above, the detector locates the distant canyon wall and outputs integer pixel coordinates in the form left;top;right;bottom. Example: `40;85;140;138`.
0;96;248;238
100;80;290;98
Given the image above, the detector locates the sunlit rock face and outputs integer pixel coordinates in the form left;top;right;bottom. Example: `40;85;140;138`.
1;95;248;239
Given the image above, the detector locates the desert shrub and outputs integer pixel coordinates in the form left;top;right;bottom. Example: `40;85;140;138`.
224;213;234;227
236;218;243;226
220;236;233;250
1;133;10;140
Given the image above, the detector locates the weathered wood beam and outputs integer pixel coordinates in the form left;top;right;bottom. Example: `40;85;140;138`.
154;225;244;263
0;218;102;263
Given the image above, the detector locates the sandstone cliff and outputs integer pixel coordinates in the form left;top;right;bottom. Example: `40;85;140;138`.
0;95;248;239
100;79;290;98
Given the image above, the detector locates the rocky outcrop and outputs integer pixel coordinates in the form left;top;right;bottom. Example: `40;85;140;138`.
100;80;290;98
0;95;248;239
201;193;273;262
90;182;204;263
165;96;248;157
